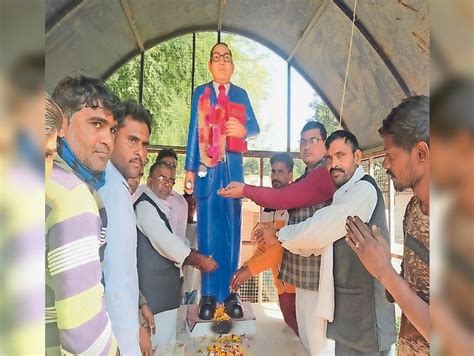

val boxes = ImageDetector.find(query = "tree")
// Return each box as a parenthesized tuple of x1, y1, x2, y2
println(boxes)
(309, 94, 341, 136)
(107, 56, 141, 102)
(106, 32, 272, 149)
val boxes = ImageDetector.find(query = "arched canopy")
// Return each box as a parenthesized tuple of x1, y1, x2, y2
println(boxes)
(46, 0, 429, 150)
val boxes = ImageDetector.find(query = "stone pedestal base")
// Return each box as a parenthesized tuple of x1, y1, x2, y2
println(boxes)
(186, 302, 257, 337)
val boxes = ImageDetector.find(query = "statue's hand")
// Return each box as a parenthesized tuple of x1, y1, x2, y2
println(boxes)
(225, 117, 247, 139)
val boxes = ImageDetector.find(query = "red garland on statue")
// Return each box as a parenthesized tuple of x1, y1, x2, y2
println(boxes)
(198, 86, 247, 168)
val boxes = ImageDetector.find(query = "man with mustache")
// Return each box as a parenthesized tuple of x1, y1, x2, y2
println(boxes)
(221, 121, 336, 354)
(346, 96, 430, 355)
(230, 152, 298, 334)
(99, 101, 154, 355)
(135, 162, 218, 349)
(255, 130, 396, 355)
(156, 148, 188, 239)
(47, 75, 123, 354)
(128, 168, 144, 196)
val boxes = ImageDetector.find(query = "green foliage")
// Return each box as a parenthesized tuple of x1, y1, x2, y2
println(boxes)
(107, 56, 141, 101)
(194, 32, 219, 87)
(106, 32, 272, 150)
(243, 157, 260, 176)
(309, 94, 341, 136)
(142, 35, 194, 146)
(293, 159, 306, 178)
(222, 33, 271, 113)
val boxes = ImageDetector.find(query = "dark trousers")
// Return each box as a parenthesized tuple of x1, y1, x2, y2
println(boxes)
(335, 342, 394, 356)
(278, 292, 299, 336)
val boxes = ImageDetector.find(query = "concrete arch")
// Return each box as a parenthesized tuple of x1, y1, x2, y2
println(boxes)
(46, 0, 429, 150)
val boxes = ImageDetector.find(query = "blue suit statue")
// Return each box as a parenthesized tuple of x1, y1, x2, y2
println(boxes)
(184, 43, 260, 320)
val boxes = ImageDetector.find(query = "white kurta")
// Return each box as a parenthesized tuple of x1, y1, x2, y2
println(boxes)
(133, 185, 188, 241)
(135, 187, 192, 347)
(135, 187, 191, 269)
(99, 162, 141, 354)
(278, 166, 377, 355)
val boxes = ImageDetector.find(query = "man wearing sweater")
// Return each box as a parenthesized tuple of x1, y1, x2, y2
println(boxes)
(46, 75, 122, 355)
(230, 152, 298, 334)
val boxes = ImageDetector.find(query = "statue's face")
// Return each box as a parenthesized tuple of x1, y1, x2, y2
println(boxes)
(208, 44, 234, 84)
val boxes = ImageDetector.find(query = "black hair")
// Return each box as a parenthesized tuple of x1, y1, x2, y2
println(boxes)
(149, 161, 171, 177)
(270, 152, 294, 172)
(123, 100, 153, 133)
(156, 148, 178, 163)
(325, 130, 360, 152)
(209, 42, 233, 59)
(52, 75, 124, 124)
(300, 121, 327, 140)
(379, 95, 429, 151)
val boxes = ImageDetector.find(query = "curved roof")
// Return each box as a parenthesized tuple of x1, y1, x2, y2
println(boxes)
(46, 0, 429, 150)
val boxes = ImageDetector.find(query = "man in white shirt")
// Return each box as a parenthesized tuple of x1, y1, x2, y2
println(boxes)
(133, 148, 188, 238)
(257, 130, 396, 355)
(155, 148, 188, 239)
(99, 101, 153, 355)
(135, 162, 217, 349)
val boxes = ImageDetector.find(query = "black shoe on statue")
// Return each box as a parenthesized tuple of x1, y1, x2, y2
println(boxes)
(199, 295, 217, 320)
(224, 292, 244, 319)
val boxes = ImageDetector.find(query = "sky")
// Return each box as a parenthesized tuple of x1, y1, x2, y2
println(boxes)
(231, 34, 322, 153)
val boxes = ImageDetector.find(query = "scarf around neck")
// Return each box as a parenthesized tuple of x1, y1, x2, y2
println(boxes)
(57, 137, 106, 190)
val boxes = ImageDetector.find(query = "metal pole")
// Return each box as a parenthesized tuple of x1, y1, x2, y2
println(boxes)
(191, 33, 196, 97)
(287, 63, 291, 152)
(138, 52, 145, 104)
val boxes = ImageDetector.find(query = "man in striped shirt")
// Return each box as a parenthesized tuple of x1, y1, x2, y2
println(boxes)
(46, 76, 123, 355)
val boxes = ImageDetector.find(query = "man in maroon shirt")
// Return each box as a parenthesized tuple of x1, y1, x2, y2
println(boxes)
(220, 121, 335, 354)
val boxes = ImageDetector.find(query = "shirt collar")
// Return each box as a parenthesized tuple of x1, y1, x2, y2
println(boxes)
(334, 165, 366, 198)
(212, 81, 231, 95)
(106, 162, 130, 190)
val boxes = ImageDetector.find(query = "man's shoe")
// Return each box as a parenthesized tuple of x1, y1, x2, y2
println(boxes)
(199, 295, 217, 320)
(224, 292, 244, 319)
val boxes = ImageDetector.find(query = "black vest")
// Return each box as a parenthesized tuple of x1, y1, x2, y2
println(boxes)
(134, 193, 183, 314)
(327, 175, 397, 352)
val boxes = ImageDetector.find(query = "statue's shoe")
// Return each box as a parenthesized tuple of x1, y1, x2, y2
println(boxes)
(198, 295, 217, 320)
(224, 292, 244, 319)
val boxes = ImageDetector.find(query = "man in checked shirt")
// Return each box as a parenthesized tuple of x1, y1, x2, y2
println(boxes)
(221, 121, 335, 354)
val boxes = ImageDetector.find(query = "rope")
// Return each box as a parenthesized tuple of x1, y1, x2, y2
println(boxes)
(339, 0, 358, 128)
